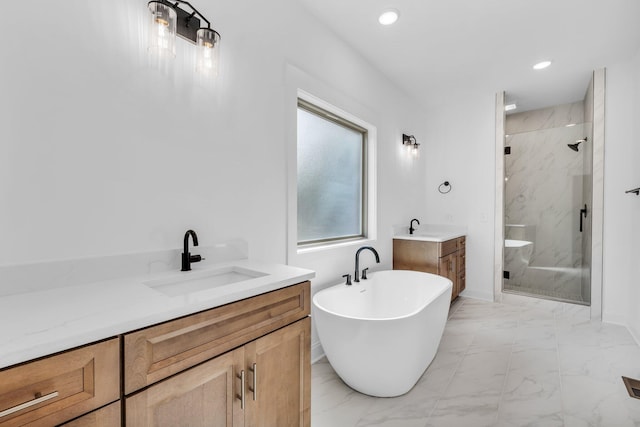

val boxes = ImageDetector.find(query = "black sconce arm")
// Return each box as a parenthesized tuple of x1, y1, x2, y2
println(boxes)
(170, 0, 211, 28)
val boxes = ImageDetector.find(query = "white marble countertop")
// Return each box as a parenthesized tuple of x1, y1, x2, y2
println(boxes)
(393, 231, 466, 242)
(392, 224, 467, 243)
(0, 260, 315, 369)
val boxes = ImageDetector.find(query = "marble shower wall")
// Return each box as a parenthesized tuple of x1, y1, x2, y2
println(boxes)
(504, 103, 586, 300)
(505, 102, 584, 135)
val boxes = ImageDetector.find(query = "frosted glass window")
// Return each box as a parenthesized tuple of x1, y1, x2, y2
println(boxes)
(297, 101, 366, 245)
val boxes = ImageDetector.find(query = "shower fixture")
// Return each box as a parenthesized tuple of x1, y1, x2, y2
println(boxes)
(568, 137, 587, 152)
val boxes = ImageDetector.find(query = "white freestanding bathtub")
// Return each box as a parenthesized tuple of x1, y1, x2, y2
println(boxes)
(312, 270, 452, 397)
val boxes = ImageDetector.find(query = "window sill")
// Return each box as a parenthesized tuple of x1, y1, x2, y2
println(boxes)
(297, 237, 375, 255)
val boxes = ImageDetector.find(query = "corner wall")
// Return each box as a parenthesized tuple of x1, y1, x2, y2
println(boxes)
(602, 50, 640, 335)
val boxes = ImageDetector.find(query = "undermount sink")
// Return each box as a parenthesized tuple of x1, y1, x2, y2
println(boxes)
(144, 266, 269, 297)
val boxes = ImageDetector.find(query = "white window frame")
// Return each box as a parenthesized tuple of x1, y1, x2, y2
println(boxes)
(293, 89, 377, 254)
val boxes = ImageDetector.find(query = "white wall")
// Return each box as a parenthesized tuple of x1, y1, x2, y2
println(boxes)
(422, 93, 497, 301)
(0, 0, 427, 276)
(0, 0, 431, 361)
(602, 49, 640, 337)
(631, 50, 640, 341)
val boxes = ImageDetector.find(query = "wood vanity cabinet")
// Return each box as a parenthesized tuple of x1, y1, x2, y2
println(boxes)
(1, 281, 310, 427)
(124, 281, 311, 427)
(0, 339, 120, 427)
(393, 236, 466, 301)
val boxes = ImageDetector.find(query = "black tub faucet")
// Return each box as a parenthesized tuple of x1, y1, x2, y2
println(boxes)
(354, 246, 380, 282)
(410, 218, 420, 234)
(181, 229, 204, 271)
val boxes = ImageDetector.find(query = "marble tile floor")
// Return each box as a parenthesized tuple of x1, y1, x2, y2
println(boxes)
(311, 297, 640, 426)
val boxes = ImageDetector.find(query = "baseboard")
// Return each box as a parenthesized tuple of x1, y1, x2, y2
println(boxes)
(602, 312, 640, 348)
(602, 311, 627, 327)
(628, 324, 640, 347)
(459, 288, 494, 302)
(311, 340, 325, 363)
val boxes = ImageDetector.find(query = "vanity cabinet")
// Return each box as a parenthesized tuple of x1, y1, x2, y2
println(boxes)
(393, 236, 466, 301)
(126, 318, 310, 427)
(1, 280, 310, 427)
(125, 281, 311, 427)
(0, 339, 120, 427)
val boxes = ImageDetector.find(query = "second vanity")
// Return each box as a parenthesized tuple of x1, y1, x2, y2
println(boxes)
(0, 256, 314, 427)
(393, 227, 466, 301)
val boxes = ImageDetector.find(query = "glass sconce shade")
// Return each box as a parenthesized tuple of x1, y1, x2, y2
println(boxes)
(148, 1, 177, 58)
(196, 28, 220, 76)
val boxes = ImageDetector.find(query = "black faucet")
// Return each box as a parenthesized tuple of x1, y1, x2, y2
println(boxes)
(409, 218, 420, 235)
(181, 229, 203, 271)
(354, 246, 380, 282)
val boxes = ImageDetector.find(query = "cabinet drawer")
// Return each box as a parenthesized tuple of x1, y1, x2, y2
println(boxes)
(439, 239, 458, 257)
(60, 401, 121, 427)
(392, 240, 438, 273)
(0, 339, 120, 427)
(124, 281, 310, 394)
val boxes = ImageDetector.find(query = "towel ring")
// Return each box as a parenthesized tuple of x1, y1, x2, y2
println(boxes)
(438, 181, 452, 194)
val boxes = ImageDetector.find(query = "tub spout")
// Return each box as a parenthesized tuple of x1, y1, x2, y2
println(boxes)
(354, 246, 380, 282)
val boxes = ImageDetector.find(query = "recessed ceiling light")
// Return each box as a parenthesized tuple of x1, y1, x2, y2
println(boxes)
(505, 103, 517, 111)
(533, 60, 552, 70)
(566, 123, 576, 127)
(378, 9, 399, 25)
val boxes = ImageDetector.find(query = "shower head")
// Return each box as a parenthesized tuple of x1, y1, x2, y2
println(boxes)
(567, 137, 588, 152)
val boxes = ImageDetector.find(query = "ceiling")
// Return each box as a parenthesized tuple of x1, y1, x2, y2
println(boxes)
(298, 0, 640, 112)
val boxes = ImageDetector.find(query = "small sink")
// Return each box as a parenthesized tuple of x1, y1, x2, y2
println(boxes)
(144, 266, 269, 297)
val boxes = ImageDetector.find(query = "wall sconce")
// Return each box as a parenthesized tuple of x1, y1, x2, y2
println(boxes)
(148, 0, 221, 76)
(402, 134, 420, 153)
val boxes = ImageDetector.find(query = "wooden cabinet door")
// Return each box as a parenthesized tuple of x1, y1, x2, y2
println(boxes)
(244, 318, 310, 427)
(126, 348, 244, 427)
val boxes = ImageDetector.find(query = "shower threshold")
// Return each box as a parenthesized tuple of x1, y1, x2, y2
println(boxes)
(502, 287, 590, 306)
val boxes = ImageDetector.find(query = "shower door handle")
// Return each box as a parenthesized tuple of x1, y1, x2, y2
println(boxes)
(579, 204, 588, 232)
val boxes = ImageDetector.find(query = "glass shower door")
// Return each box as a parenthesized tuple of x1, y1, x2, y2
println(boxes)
(503, 123, 590, 305)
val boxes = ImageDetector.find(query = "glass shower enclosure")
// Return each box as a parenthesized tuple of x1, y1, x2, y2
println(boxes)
(503, 114, 592, 305)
